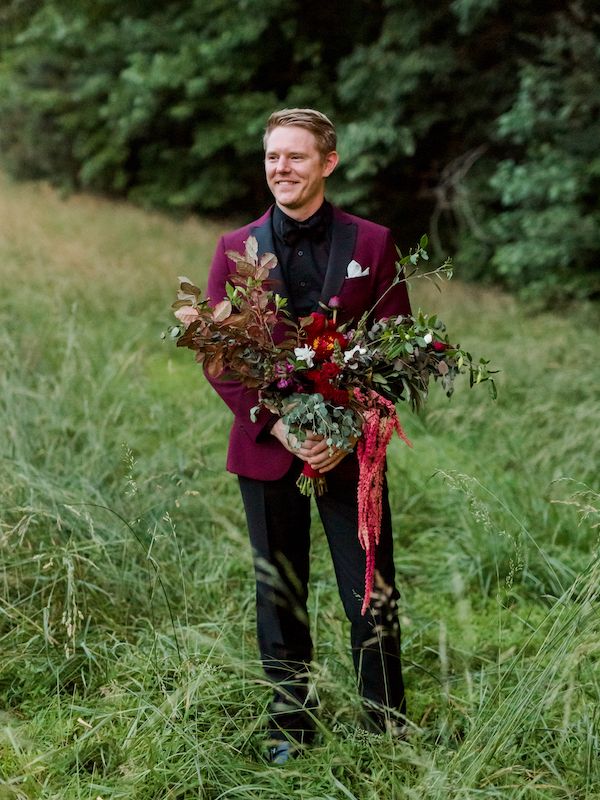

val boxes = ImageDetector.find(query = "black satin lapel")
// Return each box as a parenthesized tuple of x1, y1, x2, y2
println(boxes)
(320, 218, 358, 305)
(250, 218, 291, 309)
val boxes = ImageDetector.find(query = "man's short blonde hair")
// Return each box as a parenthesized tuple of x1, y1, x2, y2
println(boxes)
(263, 108, 337, 158)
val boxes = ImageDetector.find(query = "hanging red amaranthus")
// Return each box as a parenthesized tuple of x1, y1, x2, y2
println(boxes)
(355, 388, 412, 615)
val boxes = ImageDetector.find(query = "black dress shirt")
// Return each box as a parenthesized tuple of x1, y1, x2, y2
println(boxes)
(272, 201, 333, 318)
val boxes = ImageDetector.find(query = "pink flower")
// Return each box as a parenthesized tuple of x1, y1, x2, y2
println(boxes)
(328, 295, 341, 309)
(174, 305, 200, 327)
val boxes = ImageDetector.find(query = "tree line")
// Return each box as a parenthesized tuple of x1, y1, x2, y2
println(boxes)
(1, 0, 598, 303)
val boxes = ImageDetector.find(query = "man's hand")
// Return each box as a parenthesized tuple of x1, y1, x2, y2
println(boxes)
(304, 437, 350, 473)
(271, 419, 321, 460)
(271, 420, 351, 473)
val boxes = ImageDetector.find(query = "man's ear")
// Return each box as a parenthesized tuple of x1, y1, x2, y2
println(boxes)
(322, 151, 339, 177)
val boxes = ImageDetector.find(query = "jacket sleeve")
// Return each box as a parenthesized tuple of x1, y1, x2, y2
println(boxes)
(204, 235, 278, 442)
(372, 229, 412, 320)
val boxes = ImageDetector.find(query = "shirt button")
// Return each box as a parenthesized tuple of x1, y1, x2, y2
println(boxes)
(299, 280, 307, 288)
(297, 250, 304, 256)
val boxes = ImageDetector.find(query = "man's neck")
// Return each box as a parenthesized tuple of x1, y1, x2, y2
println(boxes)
(275, 198, 326, 222)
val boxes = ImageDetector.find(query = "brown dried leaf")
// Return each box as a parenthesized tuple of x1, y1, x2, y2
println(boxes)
(176, 319, 201, 347)
(247, 323, 262, 339)
(260, 252, 278, 271)
(245, 236, 259, 263)
(225, 248, 246, 263)
(172, 299, 195, 310)
(213, 299, 232, 322)
(235, 260, 256, 277)
(177, 291, 199, 304)
(226, 312, 252, 328)
(225, 250, 256, 276)
(205, 354, 224, 378)
(179, 281, 200, 297)
(437, 360, 449, 376)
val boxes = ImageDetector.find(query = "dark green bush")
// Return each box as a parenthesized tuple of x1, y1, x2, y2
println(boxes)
(0, 0, 599, 303)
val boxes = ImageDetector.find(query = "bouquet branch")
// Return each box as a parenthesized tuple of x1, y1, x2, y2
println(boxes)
(167, 235, 496, 612)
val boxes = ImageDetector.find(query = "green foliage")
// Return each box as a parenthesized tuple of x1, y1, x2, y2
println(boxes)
(470, 7, 600, 302)
(331, 1, 551, 242)
(0, 1, 281, 208)
(336, 0, 600, 304)
(0, 0, 368, 215)
(1, 1, 600, 303)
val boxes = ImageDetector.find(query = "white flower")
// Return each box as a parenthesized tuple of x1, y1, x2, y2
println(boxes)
(346, 259, 370, 278)
(423, 333, 433, 344)
(294, 345, 316, 368)
(344, 344, 367, 368)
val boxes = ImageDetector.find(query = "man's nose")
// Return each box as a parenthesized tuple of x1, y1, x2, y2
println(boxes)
(275, 157, 291, 172)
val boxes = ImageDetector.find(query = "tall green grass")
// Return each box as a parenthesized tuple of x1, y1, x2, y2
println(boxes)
(1, 171, 599, 798)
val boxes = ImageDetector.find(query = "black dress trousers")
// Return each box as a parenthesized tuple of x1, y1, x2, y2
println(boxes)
(238, 455, 406, 743)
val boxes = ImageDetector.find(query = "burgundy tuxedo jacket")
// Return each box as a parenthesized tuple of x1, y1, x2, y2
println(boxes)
(206, 204, 411, 481)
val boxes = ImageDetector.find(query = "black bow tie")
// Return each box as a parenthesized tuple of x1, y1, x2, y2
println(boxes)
(281, 215, 328, 247)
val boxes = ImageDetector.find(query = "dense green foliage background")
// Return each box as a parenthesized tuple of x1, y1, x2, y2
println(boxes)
(1, 0, 599, 301)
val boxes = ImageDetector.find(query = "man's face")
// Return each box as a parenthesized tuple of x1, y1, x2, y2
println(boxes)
(264, 125, 338, 220)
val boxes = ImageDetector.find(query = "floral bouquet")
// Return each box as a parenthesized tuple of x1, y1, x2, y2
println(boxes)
(167, 236, 495, 613)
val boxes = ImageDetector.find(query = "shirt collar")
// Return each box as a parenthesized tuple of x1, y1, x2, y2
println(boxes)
(273, 201, 332, 245)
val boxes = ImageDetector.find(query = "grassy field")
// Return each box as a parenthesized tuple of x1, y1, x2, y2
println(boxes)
(1, 170, 599, 799)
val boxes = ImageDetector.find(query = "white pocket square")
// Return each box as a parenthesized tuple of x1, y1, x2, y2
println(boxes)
(346, 259, 370, 278)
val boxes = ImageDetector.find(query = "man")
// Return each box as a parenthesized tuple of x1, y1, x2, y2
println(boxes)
(206, 109, 411, 763)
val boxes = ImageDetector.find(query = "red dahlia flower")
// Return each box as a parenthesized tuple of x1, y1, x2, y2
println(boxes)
(318, 362, 342, 380)
(302, 312, 348, 360)
(311, 331, 348, 360)
(303, 312, 328, 338)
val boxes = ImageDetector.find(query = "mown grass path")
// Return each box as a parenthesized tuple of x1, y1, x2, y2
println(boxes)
(1, 172, 598, 798)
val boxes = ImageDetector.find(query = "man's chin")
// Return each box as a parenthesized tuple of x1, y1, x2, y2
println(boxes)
(275, 194, 301, 209)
